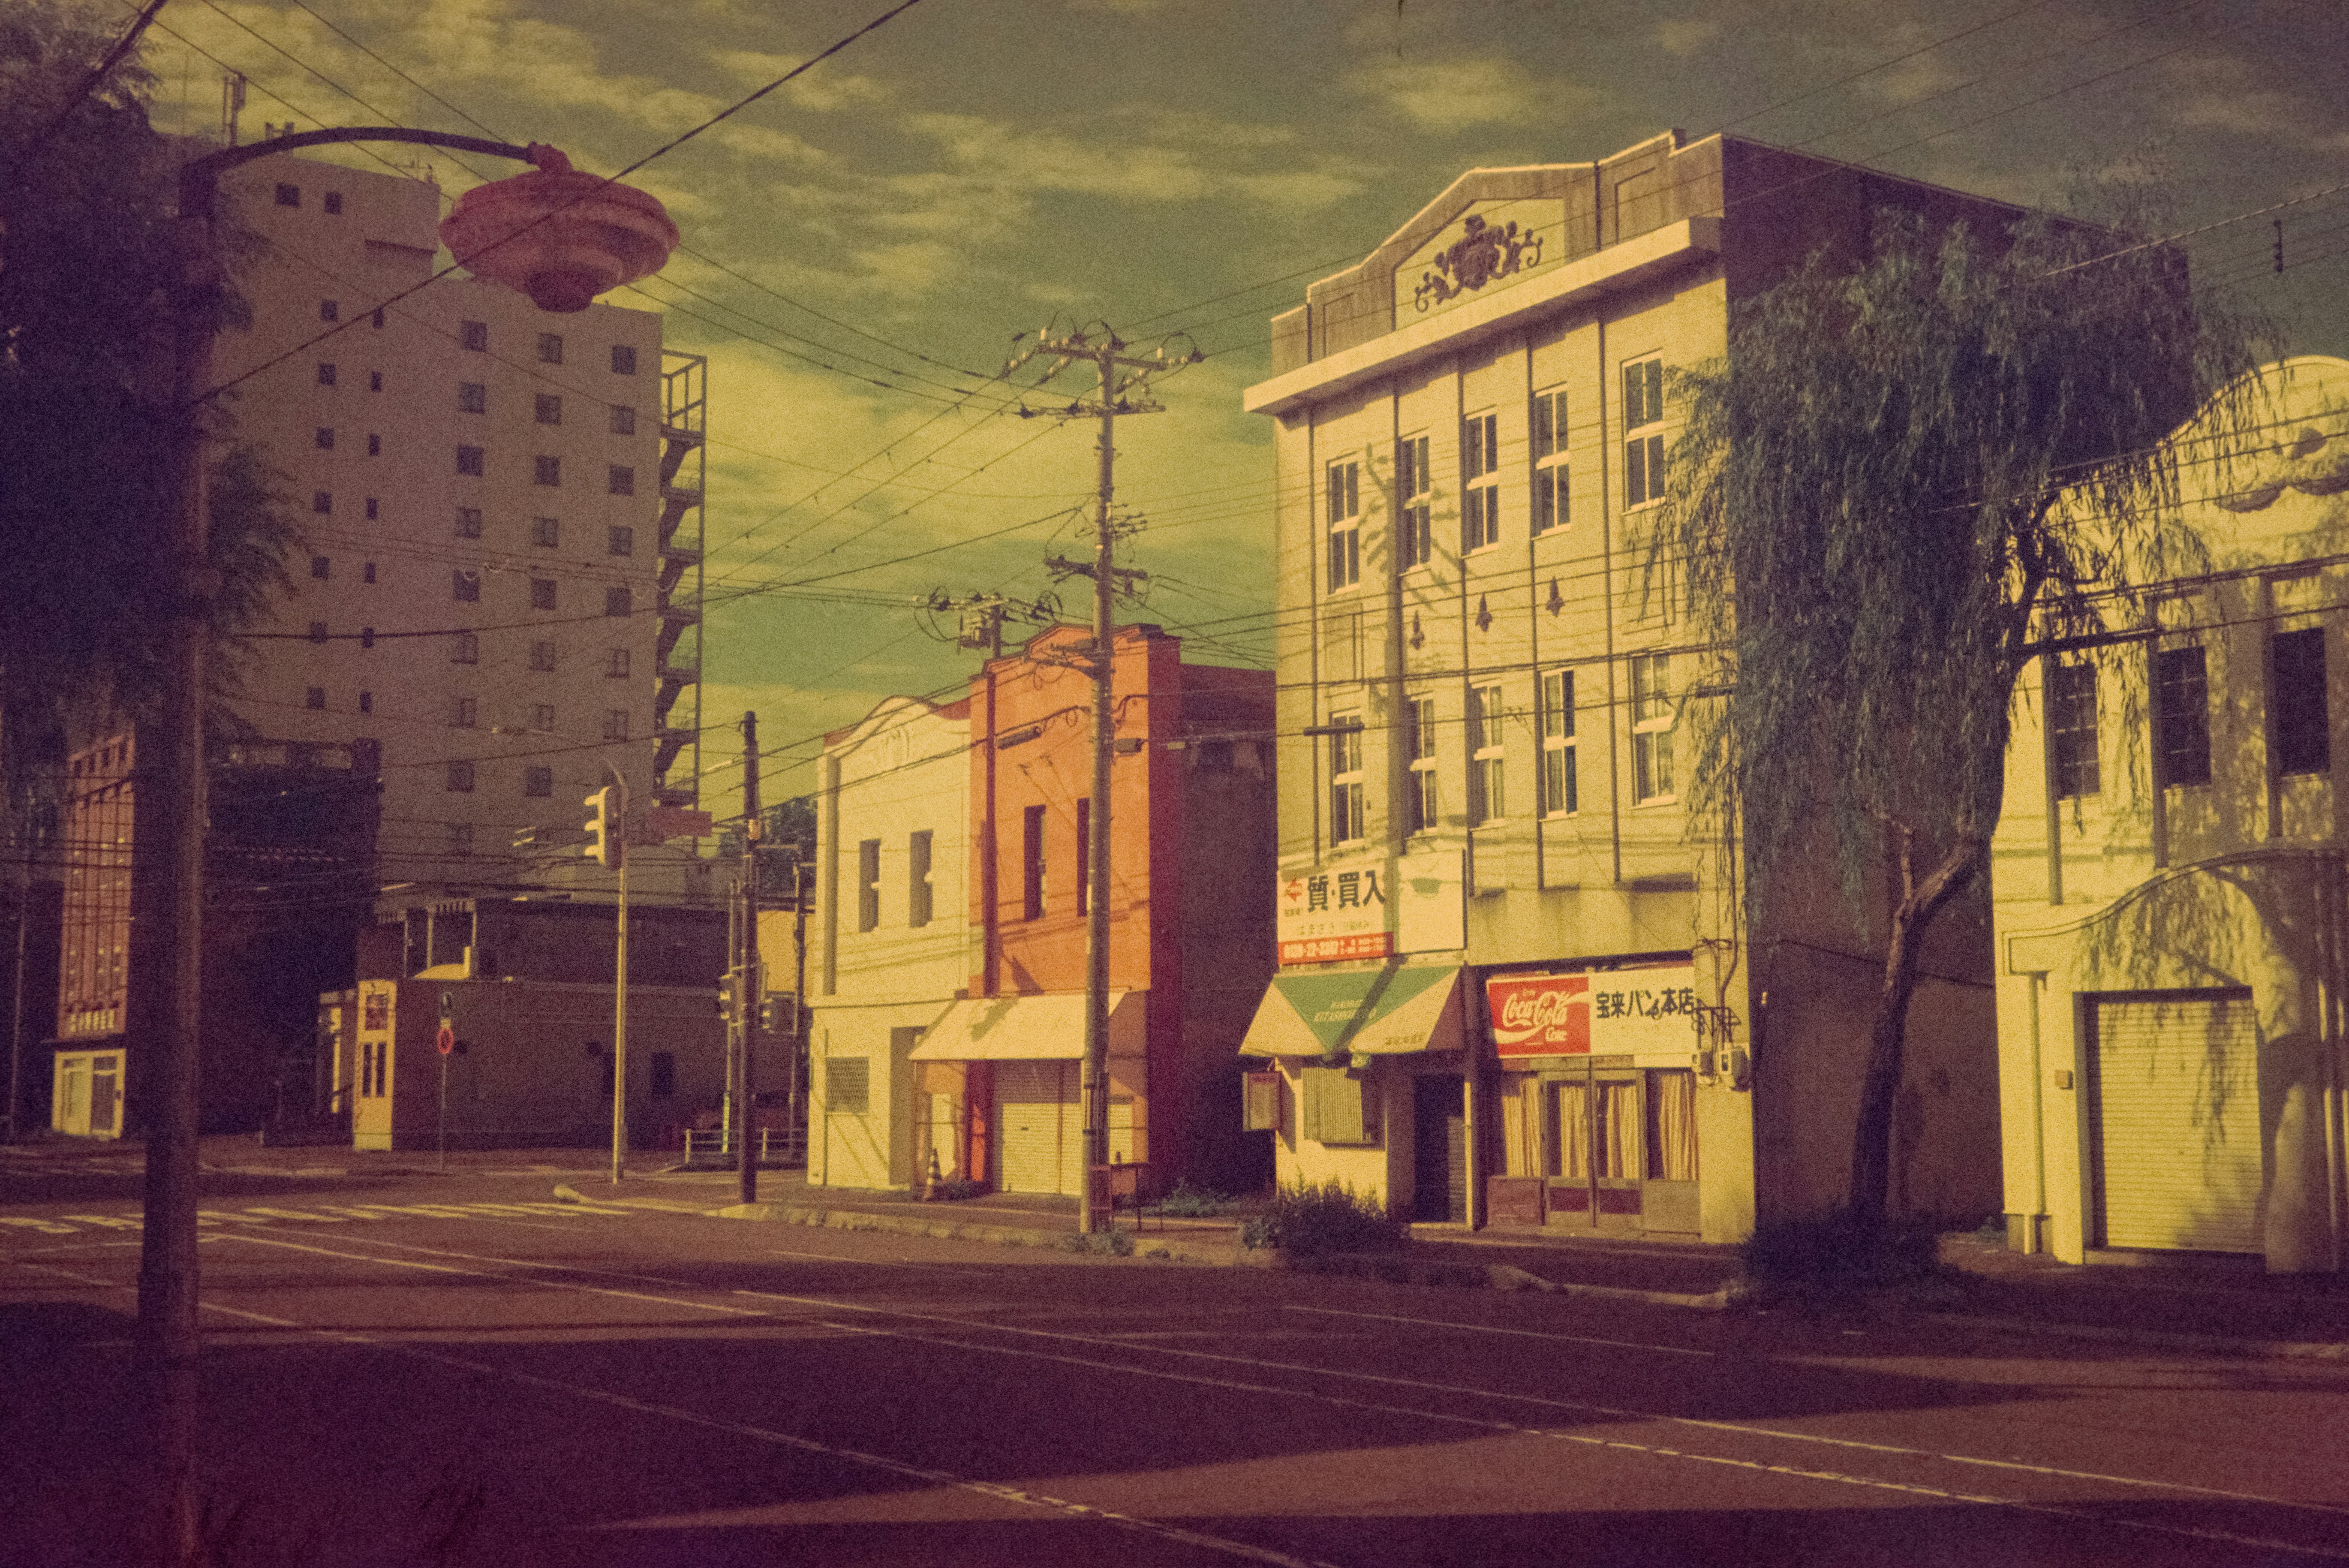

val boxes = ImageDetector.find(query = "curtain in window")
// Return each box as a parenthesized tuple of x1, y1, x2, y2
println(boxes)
(1595, 1082, 1640, 1179)
(1648, 1069, 1698, 1181)
(1545, 1082, 1589, 1178)
(1498, 1078, 1530, 1175)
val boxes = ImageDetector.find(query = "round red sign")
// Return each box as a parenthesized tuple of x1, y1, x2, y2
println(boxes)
(435, 1026, 455, 1056)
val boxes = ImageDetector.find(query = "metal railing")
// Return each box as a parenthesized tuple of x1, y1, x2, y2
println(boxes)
(680, 1126, 805, 1168)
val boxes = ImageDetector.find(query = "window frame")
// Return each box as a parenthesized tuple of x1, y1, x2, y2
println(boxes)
(535, 393, 562, 425)
(1326, 458, 1361, 592)
(1630, 653, 1676, 804)
(451, 569, 481, 603)
(1328, 715, 1366, 847)
(1468, 685, 1506, 825)
(1540, 668, 1577, 816)
(2271, 626, 2330, 778)
(1404, 695, 1438, 836)
(1622, 357, 1666, 509)
(1461, 411, 1500, 552)
(909, 830, 934, 927)
(2155, 644, 2212, 789)
(1397, 434, 1432, 571)
(1532, 387, 1569, 535)
(857, 838, 881, 932)
(1021, 805, 1048, 921)
(2047, 660, 2100, 799)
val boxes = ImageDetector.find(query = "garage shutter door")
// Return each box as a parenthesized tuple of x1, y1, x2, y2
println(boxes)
(2092, 995, 2262, 1253)
(996, 1061, 1080, 1196)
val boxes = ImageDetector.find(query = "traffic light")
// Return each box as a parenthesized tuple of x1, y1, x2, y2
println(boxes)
(758, 992, 796, 1037)
(583, 786, 622, 869)
(716, 970, 738, 1025)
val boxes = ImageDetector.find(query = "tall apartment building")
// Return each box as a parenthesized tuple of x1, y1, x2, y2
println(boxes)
(203, 145, 706, 896)
(1239, 132, 2022, 1241)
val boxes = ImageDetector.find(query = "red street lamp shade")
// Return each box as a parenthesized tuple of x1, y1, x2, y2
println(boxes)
(438, 145, 677, 313)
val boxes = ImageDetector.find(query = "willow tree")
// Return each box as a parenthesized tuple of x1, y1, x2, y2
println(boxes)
(1664, 200, 2268, 1231)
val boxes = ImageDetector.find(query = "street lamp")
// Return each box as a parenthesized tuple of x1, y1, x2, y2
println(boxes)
(145, 129, 676, 1565)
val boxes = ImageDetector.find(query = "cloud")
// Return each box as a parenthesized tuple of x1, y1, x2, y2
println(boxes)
(1344, 56, 1546, 131)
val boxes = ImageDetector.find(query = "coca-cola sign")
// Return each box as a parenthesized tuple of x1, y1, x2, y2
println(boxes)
(1485, 966, 1700, 1059)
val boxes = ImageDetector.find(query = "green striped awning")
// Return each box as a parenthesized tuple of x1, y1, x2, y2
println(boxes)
(1237, 965, 1463, 1059)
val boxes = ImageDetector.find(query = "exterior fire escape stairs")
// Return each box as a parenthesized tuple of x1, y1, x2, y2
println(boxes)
(653, 354, 706, 808)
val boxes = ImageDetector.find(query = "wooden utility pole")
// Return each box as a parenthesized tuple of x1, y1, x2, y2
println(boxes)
(737, 711, 761, 1206)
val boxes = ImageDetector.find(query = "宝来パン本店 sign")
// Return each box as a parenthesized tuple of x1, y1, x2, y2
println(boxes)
(1276, 854, 1393, 965)
(1485, 966, 1700, 1059)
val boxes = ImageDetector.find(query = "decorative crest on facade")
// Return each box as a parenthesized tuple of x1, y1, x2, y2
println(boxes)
(1413, 213, 1543, 312)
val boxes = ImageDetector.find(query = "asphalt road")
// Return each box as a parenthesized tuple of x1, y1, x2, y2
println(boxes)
(5, 1162, 2349, 1567)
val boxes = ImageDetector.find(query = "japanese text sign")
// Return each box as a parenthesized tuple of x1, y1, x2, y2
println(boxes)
(1485, 966, 1700, 1059)
(1277, 854, 1393, 965)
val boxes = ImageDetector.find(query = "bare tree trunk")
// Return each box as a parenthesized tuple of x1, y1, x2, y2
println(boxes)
(1848, 827, 1982, 1232)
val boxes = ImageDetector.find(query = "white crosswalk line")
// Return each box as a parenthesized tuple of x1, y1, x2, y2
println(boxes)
(318, 1207, 398, 1221)
(197, 1210, 271, 1225)
(1, 1216, 78, 1235)
(505, 1201, 632, 1216)
(243, 1208, 346, 1222)
(58, 1214, 141, 1230)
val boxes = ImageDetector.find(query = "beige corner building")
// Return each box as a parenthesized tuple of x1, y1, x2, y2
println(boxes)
(1994, 356, 2349, 1274)
(1239, 132, 2024, 1241)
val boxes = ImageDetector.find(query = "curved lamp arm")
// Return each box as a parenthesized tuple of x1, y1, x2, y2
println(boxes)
(177, 126, 553, 214)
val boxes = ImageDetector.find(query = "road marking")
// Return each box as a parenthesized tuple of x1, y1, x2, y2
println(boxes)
(0, 1201, 651, 1240)
(243, 1207, 346, 1223)
(183, 1294, 1347, 1568)
(1284, 1303, 1717, 1357)
(192, 1225, 2349, 1551)
(56, 1214, 143, 1231)
(1, 1217, 80, 1235)
(196, 1210, 272, 1226)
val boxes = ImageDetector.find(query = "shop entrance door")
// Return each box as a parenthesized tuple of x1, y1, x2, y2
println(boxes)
(1412, 1075, 1466, 1223)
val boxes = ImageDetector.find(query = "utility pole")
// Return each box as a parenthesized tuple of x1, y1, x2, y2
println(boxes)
(737, 711, 761, 1206)
(1003, 324, 1194, 1233)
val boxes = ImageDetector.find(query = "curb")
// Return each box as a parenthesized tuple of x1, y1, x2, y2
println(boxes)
(1912, 1309, 2349, 1363)
(699, 1200, 1239, 1264)
(552, 1184, 730, 1215)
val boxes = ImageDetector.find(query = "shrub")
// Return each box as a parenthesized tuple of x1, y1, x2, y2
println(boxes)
(1153, 1179, 1231, 1218)
(1060, 1229, 1134, 1257)
(1740, 1208, 1943, 1293)
(934, 1177, 985, 1201)
(1239, 1178, 1408, 1258)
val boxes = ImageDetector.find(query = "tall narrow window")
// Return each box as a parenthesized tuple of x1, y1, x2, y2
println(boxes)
(1326, 459, 1360, 591)
(1532, 388, 1569, 534)
(1623, 357, 1666, 507)
(2047, 661, 2100, 798)
(908, 830, 934, 928)
(1328, 716, 1365, 846)
(606, 648, 631, 679)
(1631, 653, 1675, 803)
(2273, 626, 2330, 777)
(1075, 798, 1092, 917)
(857, 838, 881, 932)
(1462, 411, 1499, 551)
(1397, 434, 1432, 570)
(1405, 696, 1438, 835)
(1468, 686, 1505, 824)
(1540, 669, 1577, 815)
(1022, 805, 1048, 920)
(2157, 644, 2211, 787)
(603, 710, 628, 742)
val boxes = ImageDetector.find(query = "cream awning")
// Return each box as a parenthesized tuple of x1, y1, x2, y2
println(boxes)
(908, 990, 1146, 1062)
(1237, 965, 1464, 1058)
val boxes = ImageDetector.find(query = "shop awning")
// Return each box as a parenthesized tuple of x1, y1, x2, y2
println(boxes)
(907, 990, 1145, 1061)
(1237, 965, 1464, 1059)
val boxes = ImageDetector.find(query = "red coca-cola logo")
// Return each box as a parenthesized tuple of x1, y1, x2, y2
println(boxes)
(1486, 974, 1589, 1056)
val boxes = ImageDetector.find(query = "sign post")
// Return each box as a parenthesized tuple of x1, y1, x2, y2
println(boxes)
(435, 1023, 454, 1168)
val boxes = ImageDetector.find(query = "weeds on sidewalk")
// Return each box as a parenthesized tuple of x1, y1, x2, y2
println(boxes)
(1152, 1179, 1233, 1218)
(1238, 1179, 1408, 1258)
(1061, 1229, 1135, 1257)
(1738, 1207, 1947, 1302)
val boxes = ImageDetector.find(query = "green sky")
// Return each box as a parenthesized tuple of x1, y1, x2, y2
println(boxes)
(126, 0, 2349, 803)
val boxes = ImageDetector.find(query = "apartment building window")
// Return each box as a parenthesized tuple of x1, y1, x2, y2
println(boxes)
(312, 491, 332, 515)
(308, 620, 328, 643)
(310, 555, 330, 579)
(608, 526, 634, 557)
(537, 332, 563, 365)
(452, 569, 480, 602)
(606, 648, 630, 678)
(358, 691, 372, 713)
(1540, 669, 1577, 814)
(611, 405, 636, 436)
(366, 434, 380, 457)
(1631, 653, 1675, 803)
(323, 191, 343, 215)
(446, 822, 473, 858)
(530, 578, 557, 611)
(451, 632, 478, 665)
(534, 456, 560, 487)
(524, 766, 553, 798)
(457, 445, 484, 476)
(1323, 458, 1361, 591)
(370, 309, 381, 328)
(909, 830, 934, 927)
(2273, 626, 2330, 776)
(2157, 644, 2212, 787)
(535, 394, 562, 425)
(827, 1058, 870, 1114)
(611, 344, 637, 375)
(1405, 696, 1438, 835)
(368, 370, 382, 392)
(454, 507, 482, 539)
(304, 687, 326, 710)
(2047, 661, 2099, 798)
(603, 710, 629, 742)
(315, 426, 334, 451)
(857, 838, 882, 931)
(609, 466, 635, 496)
(1462, 411, 1500, 551)
(1397, 434, 1432, 570)
(530, 641, 557, 671)
(317, 362, 336, 386)
(360, 626, 375, 649)
(275, 183, 299, 206)
(458, 382, 486, 414)
(1075, 798, 1092, 917)
(319, 299, 338, 323)
(445, 761, 475, 793)
(532, 516, 559, 548)
(362, 562, 376, 584)
(460, 320, 487, 352)
(1022, 804, 1048, 920)
(365, 498, 379, 520)
(605, 586, 632, 618)
(1623, 357, 1666, 508)
(449, 696, 477, 728)
(1533, 388, 1569, 534)
(1468, 686, 1505, 824)
(1329, 716, 1365, 846)
(532, 704, 556, 731)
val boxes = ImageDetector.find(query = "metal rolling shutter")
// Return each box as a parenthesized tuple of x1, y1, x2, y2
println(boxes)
(2092, 995, 2262, 1253)
(996, 1060, 1080, 1196)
